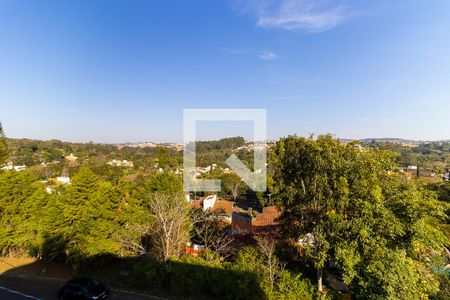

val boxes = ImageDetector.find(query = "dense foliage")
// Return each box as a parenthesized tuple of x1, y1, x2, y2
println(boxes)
(271, 135, 449, 299)
(1, 130, 449, 299)
(366, 140, 450, 172)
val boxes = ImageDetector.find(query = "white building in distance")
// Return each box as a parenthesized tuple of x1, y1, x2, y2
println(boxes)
(107, 159, 134, 168)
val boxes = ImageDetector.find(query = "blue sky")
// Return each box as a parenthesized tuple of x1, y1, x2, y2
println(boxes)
(1, 0, 449, 143)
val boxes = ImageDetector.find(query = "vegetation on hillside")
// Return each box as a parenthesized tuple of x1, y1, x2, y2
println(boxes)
(0, 127, 449, 299)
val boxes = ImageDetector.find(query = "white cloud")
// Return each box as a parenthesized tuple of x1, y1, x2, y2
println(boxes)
(233, 0, 350, 33)
(259, 51, 279, 60)
(223, 48, 280, 60)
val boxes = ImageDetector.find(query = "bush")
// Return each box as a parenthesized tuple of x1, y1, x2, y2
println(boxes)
(127, 255, 265, 299)
(232, 247, 315, 300)
(274, 269, 315, 300)
(168, 255, 265, 299)
(84, 250, 314, 300)
(129, 259, 164, 288)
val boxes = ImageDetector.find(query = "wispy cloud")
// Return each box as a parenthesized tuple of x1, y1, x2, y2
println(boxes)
(223, 48, 280, 60)
(259, 51, 279, 60)
(232, 0, 351, 33)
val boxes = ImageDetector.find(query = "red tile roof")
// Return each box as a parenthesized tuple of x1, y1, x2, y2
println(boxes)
(232, 212, 253, 235)
(191, 199, 203, 210)
(253, 206, 282, 227)
(212, 199, 235, 216)
(189, 196, 235, 216)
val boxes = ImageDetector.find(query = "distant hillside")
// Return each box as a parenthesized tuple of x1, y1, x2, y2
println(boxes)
(340, 138, 449, 144)
(195, 136, 245, 152)
(360, 138, 421, 144)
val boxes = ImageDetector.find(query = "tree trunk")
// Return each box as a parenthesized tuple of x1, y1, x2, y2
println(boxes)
(317, 268, 323, 293)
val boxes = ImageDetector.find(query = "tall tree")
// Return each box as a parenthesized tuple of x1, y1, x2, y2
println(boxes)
(144, 192, 191, 261)
(58, 167, 121, 265)
(220, 173, 244, 200)
(0, 122, 8, 166)
(271, 135, 447, 298)
(0, 171, 48, 256)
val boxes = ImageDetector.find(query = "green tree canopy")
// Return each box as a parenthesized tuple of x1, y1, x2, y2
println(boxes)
(220, 173, 245, 200)
(57, 167, 121, 263)
(145, 172, 183, 194)
(271, 135, 448, 299)
(0, 170, 50, 256)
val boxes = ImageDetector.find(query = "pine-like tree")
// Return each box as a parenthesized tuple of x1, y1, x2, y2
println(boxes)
(0, 122, 9, 166)
(58, 167, 121, 264)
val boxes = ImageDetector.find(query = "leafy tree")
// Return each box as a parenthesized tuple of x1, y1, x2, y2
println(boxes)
(271, 135, 447, 298)
(111, 180, 148, 256)
(13, 146, 35, 166)
(220, 173, 245, 200)
(145, 173, 183, 194)
(154, 147, 180, 169)
(233, 246, 314, 300)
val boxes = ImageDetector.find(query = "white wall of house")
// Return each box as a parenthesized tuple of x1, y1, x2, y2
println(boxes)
(203, 194, 217, 211)
(56, 177, 71, 184)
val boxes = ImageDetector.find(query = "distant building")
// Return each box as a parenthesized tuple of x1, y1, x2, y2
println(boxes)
(1, 162, 13, 170)
(406, 166, 418, 172)
(1, 163, 26, 171)
(185, 242, 205, 256)
(65, 153, 78, 163)
(195, 166, 212, 174)
(235, 143, 268, 152)
(107, 159, 134, 168)
(55, 177, 71, 185)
